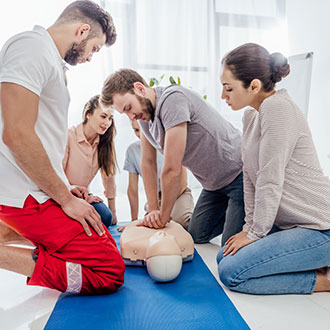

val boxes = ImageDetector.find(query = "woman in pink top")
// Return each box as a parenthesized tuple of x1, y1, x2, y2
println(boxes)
(63, 95, 118, 226)
(217, 43, 330, 294)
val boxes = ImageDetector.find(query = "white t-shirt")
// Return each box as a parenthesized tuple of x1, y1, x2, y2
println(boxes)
(0, 25, 70, 207)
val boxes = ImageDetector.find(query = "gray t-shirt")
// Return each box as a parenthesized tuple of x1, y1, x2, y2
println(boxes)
(124, 140, 164, 192)
(139, 85, 242, 190)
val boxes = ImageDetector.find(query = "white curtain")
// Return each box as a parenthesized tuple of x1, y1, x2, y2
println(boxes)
(0, 0, 291, 197)
(101, 0, 289, 194)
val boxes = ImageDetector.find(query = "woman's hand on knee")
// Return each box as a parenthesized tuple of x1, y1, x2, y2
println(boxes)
(223, 231, 255, 256)
(86, 195, 103, 204)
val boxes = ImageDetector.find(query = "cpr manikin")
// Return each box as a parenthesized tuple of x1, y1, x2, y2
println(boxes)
(120, 221, 194, 282)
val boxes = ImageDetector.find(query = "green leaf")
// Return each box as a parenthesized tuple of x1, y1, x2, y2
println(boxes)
(169, 76, 176, 84)
(158, 75, 164, 85)
(203, 95, 207, 100)
(149, 78, 160, 87)
(178, 77, 181, 85)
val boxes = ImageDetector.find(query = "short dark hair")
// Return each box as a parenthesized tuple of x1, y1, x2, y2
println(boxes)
(222, 43, 290, 92)
(101, 69, 148, 106)
(57, 0, 116, 46)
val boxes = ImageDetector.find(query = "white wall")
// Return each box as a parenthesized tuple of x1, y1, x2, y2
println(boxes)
(286, 0, 330, 175)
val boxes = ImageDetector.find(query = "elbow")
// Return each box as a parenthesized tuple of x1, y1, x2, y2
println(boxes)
(140, 162, 153, 173)
(127, 186, 138, 197)
(2, 129, 17, 149)
(2, 125, 30, 150)
(161, 165, 182, 180)
(141, 157, 157, 171)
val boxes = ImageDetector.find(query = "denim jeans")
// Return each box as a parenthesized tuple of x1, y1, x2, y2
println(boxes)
(188, 172, 245, 245)
(217, 227, 330, 295)
(91, 202, 113, 227)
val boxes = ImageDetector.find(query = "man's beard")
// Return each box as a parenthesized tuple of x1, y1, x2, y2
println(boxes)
(64, 39, 88, 66)
(136, 94, 155, 121)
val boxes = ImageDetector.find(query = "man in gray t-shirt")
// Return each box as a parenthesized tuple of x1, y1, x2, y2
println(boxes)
(124, 119, 194, 230)
(102, 69, 245, 245)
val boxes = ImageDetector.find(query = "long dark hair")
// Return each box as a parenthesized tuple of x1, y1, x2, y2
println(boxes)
(82, 95, 117, 176)
(222, 43, 290, 92)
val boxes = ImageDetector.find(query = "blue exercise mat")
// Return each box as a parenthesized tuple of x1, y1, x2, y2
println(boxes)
(45, 226, 249, 330)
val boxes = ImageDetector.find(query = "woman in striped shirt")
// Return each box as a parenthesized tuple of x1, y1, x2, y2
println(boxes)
(217, 43, 330, 294)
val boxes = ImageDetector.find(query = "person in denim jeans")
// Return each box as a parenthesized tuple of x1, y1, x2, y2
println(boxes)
(188, 172, 244, 245)
(101, 69, 245, 245)
(217, 43, 330, 294)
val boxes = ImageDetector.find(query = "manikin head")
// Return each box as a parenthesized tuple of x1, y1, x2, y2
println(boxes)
(145, 231, 182, 282)
(53, 0, 116, 65)
(101, 68, 156, 122)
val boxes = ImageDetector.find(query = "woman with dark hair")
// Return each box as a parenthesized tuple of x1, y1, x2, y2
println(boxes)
(63, 95, 118, 227)
(217, 43, 330, 294)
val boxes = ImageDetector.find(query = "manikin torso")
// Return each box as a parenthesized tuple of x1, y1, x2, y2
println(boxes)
(120, 221, 194, 282)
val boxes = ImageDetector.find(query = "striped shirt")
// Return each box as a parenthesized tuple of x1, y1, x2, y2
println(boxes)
(242, 89, 330, 241)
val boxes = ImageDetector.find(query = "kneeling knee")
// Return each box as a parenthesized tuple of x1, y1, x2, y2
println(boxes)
(83, 257, 125, 295)
(218, 258, 238, 289)
(103, 259, 125, 294)
(193, 237, 209, 244)
(188, 229, 209, 244)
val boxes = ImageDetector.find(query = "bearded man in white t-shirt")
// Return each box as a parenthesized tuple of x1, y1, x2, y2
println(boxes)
(0, 1, 125, 295)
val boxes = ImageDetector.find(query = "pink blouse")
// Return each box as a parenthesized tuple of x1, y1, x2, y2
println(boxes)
(63, 123, 116, 199)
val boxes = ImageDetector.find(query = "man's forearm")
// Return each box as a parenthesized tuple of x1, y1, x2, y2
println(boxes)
(127, 189, 139, 220)
(159, 168, 182, 222)
(6, 131, 72, 205)
(108, 198, 116, 215)
(141, 163, 159, 211)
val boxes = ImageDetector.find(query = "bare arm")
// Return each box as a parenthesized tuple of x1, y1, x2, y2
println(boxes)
(107, 197, 117, 225)
(141, 123, 187, 229)
(178, 166, 188, 196)
(140, 132, 159, 211)
(1, 82, 104, 236)
(1, 83, 72, 205)
(159, 122, 187, 223)
(100, 172, 117, 224)
(127, 172, 139, 221)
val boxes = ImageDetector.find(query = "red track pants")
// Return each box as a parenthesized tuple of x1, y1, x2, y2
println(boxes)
(0, 195, 125, 294)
